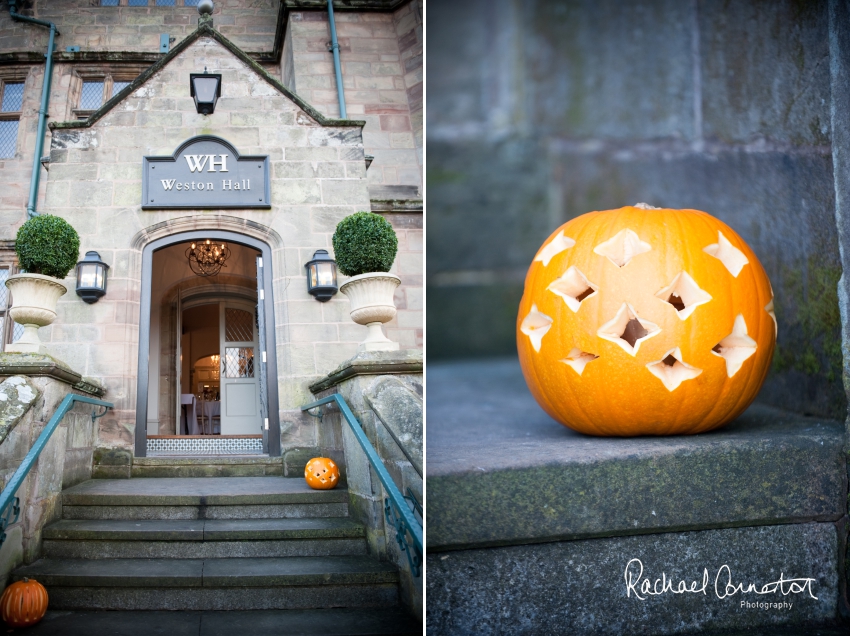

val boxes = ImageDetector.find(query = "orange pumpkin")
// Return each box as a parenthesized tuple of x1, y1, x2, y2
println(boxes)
(1, 578, 48, 628)
(517, 204, 776, 436)
(304, 457, 340, 490)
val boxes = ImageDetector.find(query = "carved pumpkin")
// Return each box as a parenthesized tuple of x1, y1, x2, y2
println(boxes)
(1, 578, 48, 628)
(304, 457, 340, 490)
(517, 204, 776, 436)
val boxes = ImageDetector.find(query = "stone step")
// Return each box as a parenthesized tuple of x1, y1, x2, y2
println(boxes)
(42, 518, 368, 559)
(14, 557, 400, 611)
(17, 608, 421, 635)
(61, 477, 347, 520)
(131, 455, 284, 478)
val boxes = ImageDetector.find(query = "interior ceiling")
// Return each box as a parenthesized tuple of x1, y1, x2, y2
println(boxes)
(150, 240, 261, 298)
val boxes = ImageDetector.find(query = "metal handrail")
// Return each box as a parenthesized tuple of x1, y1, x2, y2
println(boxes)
(0, 393, 113, 547)
(302, 393, 422, 575)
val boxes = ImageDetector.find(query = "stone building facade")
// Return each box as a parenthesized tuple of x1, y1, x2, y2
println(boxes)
(0, 0, 423, 459)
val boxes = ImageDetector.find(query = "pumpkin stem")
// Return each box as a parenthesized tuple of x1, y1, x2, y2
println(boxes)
(633, 202, 661, 210)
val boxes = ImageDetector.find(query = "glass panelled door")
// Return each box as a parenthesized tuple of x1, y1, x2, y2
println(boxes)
(219, 301, 262, 435)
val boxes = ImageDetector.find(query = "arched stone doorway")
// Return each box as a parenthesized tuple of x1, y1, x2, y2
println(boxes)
(134, 229, 280, 457)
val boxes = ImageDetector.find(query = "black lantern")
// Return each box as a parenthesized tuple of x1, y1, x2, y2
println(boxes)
(75, 251, 109, 304)
(305, 249, 338, 302)
(190, 70, 221, 115)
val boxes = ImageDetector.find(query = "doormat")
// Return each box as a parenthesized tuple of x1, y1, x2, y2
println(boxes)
(146, 436, 264, 455)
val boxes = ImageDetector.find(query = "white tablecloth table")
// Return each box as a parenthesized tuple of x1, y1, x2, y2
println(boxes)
(180, 394, 199, 435)
(200, 400, 221, 435)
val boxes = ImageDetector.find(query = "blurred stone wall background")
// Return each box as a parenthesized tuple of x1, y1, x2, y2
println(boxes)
(427, 0, 846, 419)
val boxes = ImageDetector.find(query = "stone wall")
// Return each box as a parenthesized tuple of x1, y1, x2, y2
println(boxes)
(285, 4, 423, 192)
(306, 350, 423, 618)
(0, 0, 279, 55)
(428, 522, 843, 635)
(427, 0, 845, 419)
(382, 212, 422, 350)
(0, 0, 423, 293)
(0, 372, 102, 586)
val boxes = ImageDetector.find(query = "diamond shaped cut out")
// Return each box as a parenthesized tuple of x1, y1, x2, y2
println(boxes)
(547, 266, 599, 312)
(646, 347, 703, 391)
(560, 348, 599, 376)
(520, 304, 553, 353)
(655, 271, 712, 320)
(597, 303, 661, 356)
(534, 230, 576, 266)
(704, 231, 749, 277)
(712, 314, 758, 377)
(593, 229, 652, 267)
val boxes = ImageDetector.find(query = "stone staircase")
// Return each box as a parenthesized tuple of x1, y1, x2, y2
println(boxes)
(12, 476, 417, 630)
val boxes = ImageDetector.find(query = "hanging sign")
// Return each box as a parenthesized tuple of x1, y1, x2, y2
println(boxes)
(142, 135, 270, 209)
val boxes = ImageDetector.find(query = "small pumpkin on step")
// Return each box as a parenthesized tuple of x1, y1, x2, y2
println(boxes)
(304, 457, 340, 490)
(1, 577, 48, 628)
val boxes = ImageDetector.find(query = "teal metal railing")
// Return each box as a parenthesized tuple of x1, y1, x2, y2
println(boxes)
(0, 394, 113, 547)
(302, 393, 422, 576)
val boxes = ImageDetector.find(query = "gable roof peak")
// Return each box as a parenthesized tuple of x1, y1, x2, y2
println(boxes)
(50, 12, 364, 132)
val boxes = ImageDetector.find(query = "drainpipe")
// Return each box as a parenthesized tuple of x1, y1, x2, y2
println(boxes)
(8, 1, 59, 219)
(326, 0, 347, 119)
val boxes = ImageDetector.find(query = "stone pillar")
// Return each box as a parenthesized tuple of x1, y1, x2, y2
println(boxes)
(0, 353, 106, 585)
(307, 349, 423, 618)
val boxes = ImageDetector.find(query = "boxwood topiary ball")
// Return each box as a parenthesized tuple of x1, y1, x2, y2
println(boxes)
(15, 215, 80, 279)
(332, 211, 398, 277)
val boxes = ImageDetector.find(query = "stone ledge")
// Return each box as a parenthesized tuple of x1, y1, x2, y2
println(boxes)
(427, 521, 844, 635)
(426, 358, 848, 551)
(309, 350, 423, 394)
(0, 353, 106, 397)
(371, 199, 424, 214)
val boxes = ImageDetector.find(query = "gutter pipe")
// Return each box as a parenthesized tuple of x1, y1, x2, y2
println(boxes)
(326, 0, 347, 119)
(8, 1, 59, 219)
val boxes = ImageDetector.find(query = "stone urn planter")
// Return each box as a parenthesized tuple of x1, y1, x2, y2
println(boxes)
(7, 214, 80, 355)
(340, 272, 401, 352)
(5, 273, 67, 353)
(332, 211, 402, 352)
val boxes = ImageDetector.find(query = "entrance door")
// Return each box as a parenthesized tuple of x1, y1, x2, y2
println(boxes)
(219, 301, 262, 435)
(256, 256, 270, 453)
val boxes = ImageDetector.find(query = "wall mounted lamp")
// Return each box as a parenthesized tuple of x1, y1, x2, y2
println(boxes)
(305, 249, 338, 302)
(75, 251, 109, 304)
(190, 69, 221, 115)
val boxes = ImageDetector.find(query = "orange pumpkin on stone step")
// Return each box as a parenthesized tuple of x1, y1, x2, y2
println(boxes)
(1, 577, 48, 628)
(304, 457, 340, 490)
(517, 204, 776, 436)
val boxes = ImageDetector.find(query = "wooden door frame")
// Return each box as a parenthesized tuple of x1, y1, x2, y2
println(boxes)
(134, 230, 281, 457)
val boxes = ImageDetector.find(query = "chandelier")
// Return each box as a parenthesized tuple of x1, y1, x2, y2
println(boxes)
(186, 239, 231, 277)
